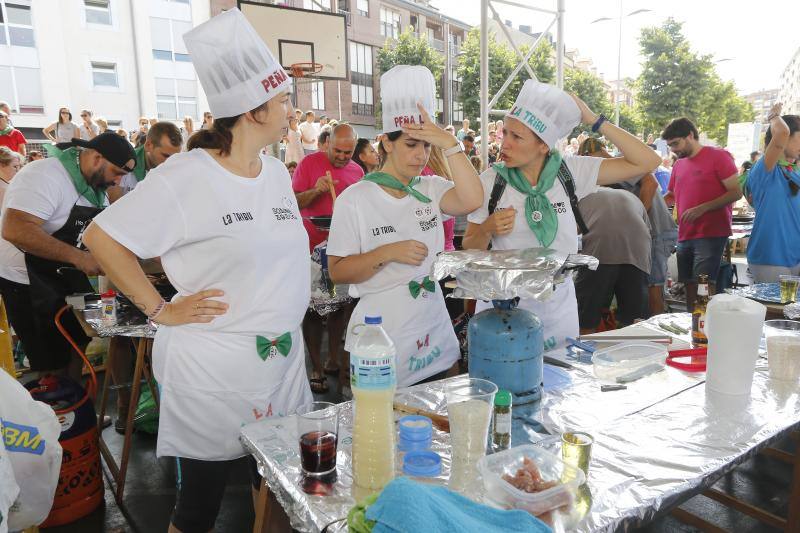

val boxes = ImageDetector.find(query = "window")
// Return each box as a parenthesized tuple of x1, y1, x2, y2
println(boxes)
(0, 65, 43, 113)
(311, 81, 325, 110)
(356, 0, 368, 16)
(451, 101, 463, 124)
(350, 42, 373, 115)
(156, 77, 197, 120)
(150, 16, 192, 62)
(303, 0, 331, 11)
(84, 0, 111, 25)
(91, 62, 118, 87)
(0, 1, 35, 47)
(379, 7, 400, 39)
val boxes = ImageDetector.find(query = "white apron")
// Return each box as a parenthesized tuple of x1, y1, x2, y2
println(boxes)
(345, 280, 459, 387)
(475, 277, 578, 353)
(153, 326, 312, 460)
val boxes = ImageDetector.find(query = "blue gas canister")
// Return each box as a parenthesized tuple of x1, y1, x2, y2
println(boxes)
(467, 299, 544, 405)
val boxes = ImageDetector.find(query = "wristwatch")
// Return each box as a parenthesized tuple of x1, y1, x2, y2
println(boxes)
(443, 142, 464, 157)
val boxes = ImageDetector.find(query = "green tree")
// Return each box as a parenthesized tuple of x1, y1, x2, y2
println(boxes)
(563, 67, 612, 138)
(635, 18, 714, 136)
(376, 28, 444, 121)
(698, 76, 755, 145)
(457, 29, 521, 122)
(519, 40, 556, 85)
(617, 103, 642, 138)
(376, 27, 444, 81)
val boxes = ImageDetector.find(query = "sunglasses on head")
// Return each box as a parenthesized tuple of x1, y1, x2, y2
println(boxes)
(61, 111, 70, 114)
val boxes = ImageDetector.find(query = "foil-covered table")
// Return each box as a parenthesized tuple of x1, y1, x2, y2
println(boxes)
(241, 313, 800, 532)
(81, 304, 156, 338)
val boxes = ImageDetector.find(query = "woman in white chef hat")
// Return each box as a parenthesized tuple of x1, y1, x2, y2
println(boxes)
(463, 81, 660, 353)
(82, 9, 311, 532)
(327, 66, 483, 387)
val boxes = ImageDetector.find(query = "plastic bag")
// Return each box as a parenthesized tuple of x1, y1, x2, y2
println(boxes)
(134, 380, 159, 434)
(0, 442, 20, 533)
(0, 371, 62, 530)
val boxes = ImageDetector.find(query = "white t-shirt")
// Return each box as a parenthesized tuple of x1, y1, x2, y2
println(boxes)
(467, 155, 603, 254)
(0, 158, 108, 285)
(79, 123, 100, 141)
(92, 149, 311, 335)
(327, 177, 454, 297)
(117, 173, 140, 196)
(298, 121, 319, 151)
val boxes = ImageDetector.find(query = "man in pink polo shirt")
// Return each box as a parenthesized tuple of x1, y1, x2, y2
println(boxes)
(663, 117, 741, 313)
(293, 123, 363, 392)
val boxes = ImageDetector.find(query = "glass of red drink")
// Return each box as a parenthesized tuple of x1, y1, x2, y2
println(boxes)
(296, 401, 339, 495)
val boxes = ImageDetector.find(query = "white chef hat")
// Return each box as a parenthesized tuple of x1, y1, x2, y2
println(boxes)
(183, 8, 291, 119)
(380, 65, 436, 134)
(506, 80, 581, 150)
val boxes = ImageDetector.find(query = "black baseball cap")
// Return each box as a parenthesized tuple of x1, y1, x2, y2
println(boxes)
(56, 132, 136, 172)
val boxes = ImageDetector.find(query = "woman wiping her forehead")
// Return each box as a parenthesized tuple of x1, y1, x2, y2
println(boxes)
(326, 65, 483, 387)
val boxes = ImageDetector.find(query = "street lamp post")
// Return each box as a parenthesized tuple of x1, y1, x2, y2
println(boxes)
(591, 4, 652, 126)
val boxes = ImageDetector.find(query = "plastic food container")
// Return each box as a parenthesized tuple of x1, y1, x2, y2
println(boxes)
(402, 450, 442, 478)
(591, 342, 667, 381)
(477, 444, 585, 516)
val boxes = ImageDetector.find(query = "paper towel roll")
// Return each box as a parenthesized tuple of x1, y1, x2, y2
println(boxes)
(704, 294, 766, 396)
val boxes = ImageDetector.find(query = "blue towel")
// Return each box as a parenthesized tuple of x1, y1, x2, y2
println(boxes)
(364, 477, 551, 533)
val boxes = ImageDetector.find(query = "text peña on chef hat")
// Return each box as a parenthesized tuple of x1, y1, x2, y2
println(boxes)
(182, 8, 292, 119)
(380, 65, 437, 134)
(507, 79, 581, 150)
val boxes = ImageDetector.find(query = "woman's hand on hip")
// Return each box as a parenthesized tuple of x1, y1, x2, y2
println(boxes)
(154, 289, 229, 326)
(402, 102, 460, 151)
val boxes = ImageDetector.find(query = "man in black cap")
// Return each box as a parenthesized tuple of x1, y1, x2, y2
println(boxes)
(0, 133, 135, 380)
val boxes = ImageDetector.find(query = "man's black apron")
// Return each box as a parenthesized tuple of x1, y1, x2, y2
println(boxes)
(24, 201, 103, 371)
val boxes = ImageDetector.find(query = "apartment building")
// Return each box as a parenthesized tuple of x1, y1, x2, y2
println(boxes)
(778, 47, 800, 116)
(213, 0, 471, 138)
(1, 0, 212, 141)
(743, 88, 779, 125)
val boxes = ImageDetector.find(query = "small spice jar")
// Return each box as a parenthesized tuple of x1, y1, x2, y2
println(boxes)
(492, 389, 512, 450)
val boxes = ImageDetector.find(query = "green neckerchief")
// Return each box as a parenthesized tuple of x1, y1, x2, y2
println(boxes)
(256, 332, 292, 360)
(363, 172, 431, 203)
(778, 159, 800, 183)
(409, 276, 436, 298)
(55, 147, 107, 209)
(0, 126, 13, 136)
(492, 150, 562, 247)
(132, 145, 148, 182)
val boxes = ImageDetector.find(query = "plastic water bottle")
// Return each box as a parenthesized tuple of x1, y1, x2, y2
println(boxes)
(351, 316, 396, 500)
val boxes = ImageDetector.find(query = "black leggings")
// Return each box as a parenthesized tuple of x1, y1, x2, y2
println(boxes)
(171, 456, 262, 533)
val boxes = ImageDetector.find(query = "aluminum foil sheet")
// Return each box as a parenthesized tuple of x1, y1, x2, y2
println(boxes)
(309, 247, 353, 316)
(727, 282, 786, 304)
(430, 248, 597, 302)
(240, 313, 798, 533)
(82, 305, 156, 338)
(785, 303, 800, 319)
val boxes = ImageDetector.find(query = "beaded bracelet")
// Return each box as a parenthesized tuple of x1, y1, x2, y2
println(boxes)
(148, 298, 167, 322)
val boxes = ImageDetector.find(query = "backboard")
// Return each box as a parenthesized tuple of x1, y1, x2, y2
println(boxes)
(238, 1, 348, 80)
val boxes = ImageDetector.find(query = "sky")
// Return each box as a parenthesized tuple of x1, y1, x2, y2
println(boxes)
(430, 0, 800, 95)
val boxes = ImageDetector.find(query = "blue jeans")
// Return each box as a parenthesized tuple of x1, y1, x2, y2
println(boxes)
(649, 229, 678, 286)
(676, 236, 728, 283)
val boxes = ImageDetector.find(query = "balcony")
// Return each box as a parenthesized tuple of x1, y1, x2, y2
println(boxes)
(428, 36, 445, 52)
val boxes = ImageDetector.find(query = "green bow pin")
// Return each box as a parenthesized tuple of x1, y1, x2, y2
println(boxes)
(408, 276, 436, 299)
(256, 332, 292, 361)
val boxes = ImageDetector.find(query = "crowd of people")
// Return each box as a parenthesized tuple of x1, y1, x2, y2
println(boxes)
(1, 7, 799, 531)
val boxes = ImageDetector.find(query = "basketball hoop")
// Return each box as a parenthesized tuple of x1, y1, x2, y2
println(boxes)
(289, 62, 324, 78)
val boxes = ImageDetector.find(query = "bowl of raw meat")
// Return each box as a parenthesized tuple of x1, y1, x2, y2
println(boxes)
(477, 444, 585, 518)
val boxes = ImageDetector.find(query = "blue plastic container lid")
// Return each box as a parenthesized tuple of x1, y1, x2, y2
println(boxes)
(402, 450, 441, 477)
(398, 415, 432, 438)
(364, 316, 382, 324)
